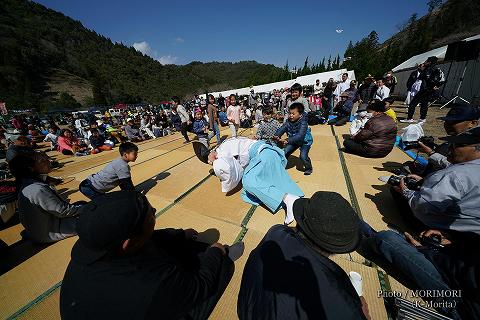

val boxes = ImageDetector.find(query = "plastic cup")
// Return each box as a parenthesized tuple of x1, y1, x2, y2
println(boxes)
(349, 271, 363, 296)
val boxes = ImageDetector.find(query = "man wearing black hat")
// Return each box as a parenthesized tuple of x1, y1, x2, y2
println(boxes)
(237, 192, 369, 320)
(60, 191, 239, 320)
(392, 126, 480, 235)
(401, 56, 445, 123)
(417, 103, 480, 171)
(343, 101, 397, 158)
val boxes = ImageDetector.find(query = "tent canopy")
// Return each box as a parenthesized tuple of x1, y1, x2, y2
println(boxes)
(392, 34, 480, 72)
(201, 68, 356, 98)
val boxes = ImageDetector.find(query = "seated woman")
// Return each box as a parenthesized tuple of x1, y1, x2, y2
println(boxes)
(193, 137, 303, 225)
(10, 152, 85, 243)
(343, 101, 397, 158)
(57, 129, 90, 156)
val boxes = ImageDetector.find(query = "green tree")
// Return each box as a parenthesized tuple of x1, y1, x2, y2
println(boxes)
(427, 0, 443, 12)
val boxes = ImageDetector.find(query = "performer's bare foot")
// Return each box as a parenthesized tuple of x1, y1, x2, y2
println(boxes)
(283, 194, 299, 225)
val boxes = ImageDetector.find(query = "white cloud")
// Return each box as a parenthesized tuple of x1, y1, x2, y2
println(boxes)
(175, 37, 184, 43)
(158, 55, 178, 65)
(133, 41, 152, 55)
(132, 41, 178, 65)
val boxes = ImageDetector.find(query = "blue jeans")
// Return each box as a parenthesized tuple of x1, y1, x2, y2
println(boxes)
(208, 123, 221, 145)
(357, 223, 460, 318)
(79, 179, 104, 200)
(283, 143, 312, 171)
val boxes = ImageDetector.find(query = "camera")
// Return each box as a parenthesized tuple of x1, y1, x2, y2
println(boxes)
(378, 175, 422, 191)
(420, 234, 444, 249)
(403, 136, 435, 151)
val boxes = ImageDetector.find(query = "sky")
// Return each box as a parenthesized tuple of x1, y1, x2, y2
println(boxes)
(34, 0, 429, 68)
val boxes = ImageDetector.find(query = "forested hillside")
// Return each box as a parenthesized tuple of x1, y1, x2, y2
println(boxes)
(1, 0, 479, 111)
(0, 0, 286, 110)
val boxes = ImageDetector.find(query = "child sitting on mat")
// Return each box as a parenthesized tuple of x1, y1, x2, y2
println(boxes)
(79, 142, 138, 199)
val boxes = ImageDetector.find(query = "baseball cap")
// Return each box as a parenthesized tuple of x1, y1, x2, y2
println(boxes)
(72, 191, 149, 264)
(293, 191, 361, 254)
(438, 103, 480, 122)
(439, 126, 480, 145)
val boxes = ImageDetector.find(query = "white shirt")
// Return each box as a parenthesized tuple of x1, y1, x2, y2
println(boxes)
(333, 81, 350, 98)
(375, 85, 390, 101)
(313, 83, 323, 94)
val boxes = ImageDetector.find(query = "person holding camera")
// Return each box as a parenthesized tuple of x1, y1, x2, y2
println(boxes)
(392, 126, 480, 234)
(358, 221, 480, 319)
(417, 103, 480, 172)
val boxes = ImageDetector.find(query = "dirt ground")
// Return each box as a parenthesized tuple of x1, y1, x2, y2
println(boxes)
(392, 102, 450, 140)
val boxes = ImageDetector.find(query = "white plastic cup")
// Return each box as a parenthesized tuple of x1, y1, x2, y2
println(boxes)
(349, 271, 363, 296)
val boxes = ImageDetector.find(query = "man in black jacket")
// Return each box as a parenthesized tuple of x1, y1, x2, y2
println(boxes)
(60, 191, 241, 320)
(402, 56, 445, 123)
(238, 192, 369, 320)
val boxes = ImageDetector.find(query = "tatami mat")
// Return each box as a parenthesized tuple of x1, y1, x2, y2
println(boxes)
(16, 290, 61, 320)
(1, 123, 415, 320)
(0, 237, 76, 319)
(332, 258, 388, 320)
(210, 229, 264, 319)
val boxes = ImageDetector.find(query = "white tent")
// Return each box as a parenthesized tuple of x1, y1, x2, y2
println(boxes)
(392, 34, 480, 72)
(201, 68, 356, 98)
(392, 46, 448, 72)
(391, 34, 480, 101)
(295, 69, 351, 86)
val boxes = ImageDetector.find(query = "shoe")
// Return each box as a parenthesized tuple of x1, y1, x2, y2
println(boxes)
(304, 169, 312, 175)
(418, 119, 426, 123)
(399, 119, 417, 123)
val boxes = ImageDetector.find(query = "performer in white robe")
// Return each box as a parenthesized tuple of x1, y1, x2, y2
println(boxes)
(193, 137, 304, 224)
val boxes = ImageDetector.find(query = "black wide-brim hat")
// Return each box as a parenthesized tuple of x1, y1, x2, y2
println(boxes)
(192, 141, 210, 164)
(293, 191, 361, 254)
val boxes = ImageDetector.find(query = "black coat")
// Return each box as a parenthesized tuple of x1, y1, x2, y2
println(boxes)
(60, 229, 232, 320)
(406, 69, 421, 91)
(238, 225, 365, 320)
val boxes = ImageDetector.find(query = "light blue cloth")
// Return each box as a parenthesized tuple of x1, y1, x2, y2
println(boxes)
(241, 141, 304, 212)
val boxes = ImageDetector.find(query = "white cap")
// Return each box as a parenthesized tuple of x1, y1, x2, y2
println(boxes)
(212, 158, 243, 193)
(126, 118, 133, 122)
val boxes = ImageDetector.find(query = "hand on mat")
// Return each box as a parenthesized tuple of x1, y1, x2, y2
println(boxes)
(226, 242, 245, 261)
(211, 243, 227, 255)
(184, 228, 199, 240)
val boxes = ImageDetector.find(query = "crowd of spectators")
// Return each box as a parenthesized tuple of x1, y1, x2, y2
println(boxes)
(1, 56, 479, 319)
